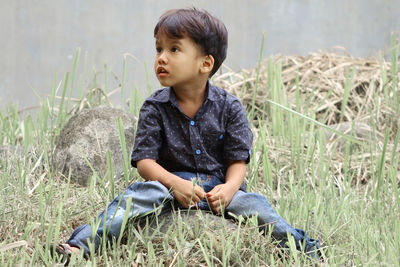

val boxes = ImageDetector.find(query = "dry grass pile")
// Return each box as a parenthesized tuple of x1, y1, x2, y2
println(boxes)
(216, 51, 399, 134)
(214, 51, 400, 186)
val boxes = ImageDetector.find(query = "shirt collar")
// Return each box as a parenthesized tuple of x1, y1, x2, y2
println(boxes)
(153, 80, 221, 104)
(206, 81, 220, 102)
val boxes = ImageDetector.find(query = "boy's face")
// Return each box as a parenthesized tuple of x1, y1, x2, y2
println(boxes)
(154, 32, 207, 89)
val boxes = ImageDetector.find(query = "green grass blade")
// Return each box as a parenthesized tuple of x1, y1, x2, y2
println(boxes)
(117, 117, 130, 184)
(266, 98, 363, 144)
(250, 32, 265, 119)
(375, 128, 389, 199)
(56, 72, 69, 131)
(340, 67, 356, 122)
(117, 197, 132, 246)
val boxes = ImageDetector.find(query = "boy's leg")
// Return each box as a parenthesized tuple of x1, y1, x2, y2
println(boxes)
(66, 180, 173, 256)
(226, 191, 320, 258)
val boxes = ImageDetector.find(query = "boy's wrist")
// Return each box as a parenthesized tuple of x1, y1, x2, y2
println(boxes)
(160, 173, 184, 190)
(224, 180, 241, 193)
(225, 160, 247, 191)
(137, 159, 182, 189)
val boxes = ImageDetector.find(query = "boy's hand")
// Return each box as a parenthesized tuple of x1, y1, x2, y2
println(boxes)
(137, 159, 205, 207)
(172, 178, 206, 208)
(206, 160, 246, 214)
(206, 183, 237, 214)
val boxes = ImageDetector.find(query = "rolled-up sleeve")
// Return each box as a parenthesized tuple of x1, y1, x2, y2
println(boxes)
(131, 101, 163, 167)
(223, 100, 253, 163)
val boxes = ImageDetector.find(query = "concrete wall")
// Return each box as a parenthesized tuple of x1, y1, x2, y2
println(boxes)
(1, 0, 399, 108)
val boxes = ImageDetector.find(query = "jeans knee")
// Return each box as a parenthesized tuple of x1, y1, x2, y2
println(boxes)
(228, 192, 261, 211)
(127, 180, 169, 195)
(233, 192, 269, 205)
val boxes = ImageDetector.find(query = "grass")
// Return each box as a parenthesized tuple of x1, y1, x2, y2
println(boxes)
(0, 38, 399, 266)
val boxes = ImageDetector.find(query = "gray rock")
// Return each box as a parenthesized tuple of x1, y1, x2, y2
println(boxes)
(53, 106, 136, 185)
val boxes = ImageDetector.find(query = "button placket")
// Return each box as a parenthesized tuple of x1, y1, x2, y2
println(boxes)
(189, 119, 202, 169)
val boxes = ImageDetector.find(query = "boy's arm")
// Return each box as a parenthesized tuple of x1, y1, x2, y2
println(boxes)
(207, 160, 246, 214)
(137, 159, 206, 207)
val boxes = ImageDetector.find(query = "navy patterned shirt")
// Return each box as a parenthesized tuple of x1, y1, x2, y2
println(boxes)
(131, 81, 253, 187)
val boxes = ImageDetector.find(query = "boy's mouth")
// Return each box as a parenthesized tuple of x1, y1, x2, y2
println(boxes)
(157, 66, 168, 75)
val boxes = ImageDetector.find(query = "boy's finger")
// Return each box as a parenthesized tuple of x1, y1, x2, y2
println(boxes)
(193, 191, 204, 200)
(207, 192, 222, 202)
(194, 187, 206, 199)
(206, 193, 214, 200)
(207, 187, 218, 195)
(209, 185, 222, 196)
(208, 199, 221, 209)
(189, 195, 200, 204)
(207, 194, 217, 201)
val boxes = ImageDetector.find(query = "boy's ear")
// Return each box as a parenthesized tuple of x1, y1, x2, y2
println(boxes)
(200, 55, 214, 74)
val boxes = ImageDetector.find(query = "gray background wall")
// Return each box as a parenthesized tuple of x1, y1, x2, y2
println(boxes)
(1, 0, 399, 108)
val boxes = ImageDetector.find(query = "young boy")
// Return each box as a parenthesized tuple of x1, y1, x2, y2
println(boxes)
(52, 8, 320, 264)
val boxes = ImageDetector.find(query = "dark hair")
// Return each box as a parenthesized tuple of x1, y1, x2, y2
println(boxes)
(154, 8, 228, 77)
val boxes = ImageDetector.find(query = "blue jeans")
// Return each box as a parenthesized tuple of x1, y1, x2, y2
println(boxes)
(67, 172, 320, 258)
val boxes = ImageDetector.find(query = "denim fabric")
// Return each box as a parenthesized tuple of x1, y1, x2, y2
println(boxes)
(67, 172, 320, 258)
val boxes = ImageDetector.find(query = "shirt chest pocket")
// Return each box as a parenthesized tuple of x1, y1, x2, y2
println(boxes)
(198, 120, 226, 151)
(201, 129, 225, 150)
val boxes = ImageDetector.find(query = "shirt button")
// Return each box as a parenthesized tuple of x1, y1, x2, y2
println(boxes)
(190, 121, 195, 126)
(195, 149, 201, 155)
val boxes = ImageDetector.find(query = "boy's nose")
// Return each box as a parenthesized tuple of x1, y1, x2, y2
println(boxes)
(157, 52, 168, 64)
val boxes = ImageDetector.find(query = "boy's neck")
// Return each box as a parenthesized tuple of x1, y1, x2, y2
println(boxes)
(173, 80, 209, 119)
(173, 80, 208, 104)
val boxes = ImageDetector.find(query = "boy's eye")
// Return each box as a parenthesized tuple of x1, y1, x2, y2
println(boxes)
(171, 47, 179, 52)
(156, 47, 162, 53)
